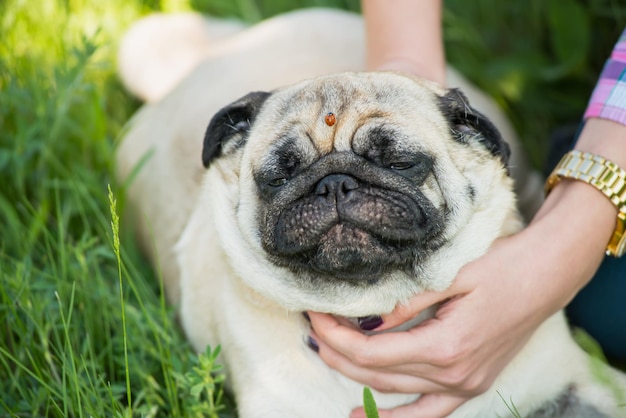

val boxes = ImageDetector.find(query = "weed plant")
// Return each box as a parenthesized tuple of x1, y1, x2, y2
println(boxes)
(1, 0, 624, 416)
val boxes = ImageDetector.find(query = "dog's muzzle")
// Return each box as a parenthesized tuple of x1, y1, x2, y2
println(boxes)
(259, 153, 445, 282)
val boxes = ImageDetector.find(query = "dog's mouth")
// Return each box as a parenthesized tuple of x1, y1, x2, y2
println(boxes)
(304, 222, 398, 278)
(264, 174, 443, 281)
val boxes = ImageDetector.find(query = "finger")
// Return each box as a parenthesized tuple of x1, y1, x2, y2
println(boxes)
(378, 285, 466, 331)
(309, 311, 448, 369)
(355, 393, 467, 418)
(309, 312, 424, 368)
(311, 329, 446, 394)
(308, 311, 369, 343)
(387, 393, 467, 418)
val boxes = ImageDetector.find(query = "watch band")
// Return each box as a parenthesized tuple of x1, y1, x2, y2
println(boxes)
(545, 150, 626, 257)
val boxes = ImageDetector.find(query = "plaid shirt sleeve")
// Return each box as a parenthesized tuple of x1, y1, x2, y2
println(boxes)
(584, 28, 626, 125)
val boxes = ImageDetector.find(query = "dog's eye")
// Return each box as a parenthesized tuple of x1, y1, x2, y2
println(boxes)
(386, 154, 433, 184)
(267, 177, 288, 187)
(389, 162, 415, 171)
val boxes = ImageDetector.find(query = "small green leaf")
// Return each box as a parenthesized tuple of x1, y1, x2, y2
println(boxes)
(362, 387, 380, 418)
(190, 383, 205, 398)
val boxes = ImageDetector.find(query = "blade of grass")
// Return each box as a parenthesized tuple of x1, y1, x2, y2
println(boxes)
(362, 387, 380, 418)
(109, 185, 132, 414)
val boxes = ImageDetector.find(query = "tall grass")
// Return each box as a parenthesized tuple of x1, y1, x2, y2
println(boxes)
(0, 0, 624, 416)
(0, 0, 232, 415)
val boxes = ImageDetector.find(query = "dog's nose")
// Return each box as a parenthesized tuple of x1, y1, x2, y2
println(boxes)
(315, 174, 359, 199)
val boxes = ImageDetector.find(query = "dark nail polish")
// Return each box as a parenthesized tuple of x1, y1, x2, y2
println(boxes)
(302, 311, 310, 322)
(306, 336, 319, 353)
(358, 315, 383, 331)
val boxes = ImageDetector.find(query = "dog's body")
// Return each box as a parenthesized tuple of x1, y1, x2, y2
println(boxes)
(117, 9, 626, 417)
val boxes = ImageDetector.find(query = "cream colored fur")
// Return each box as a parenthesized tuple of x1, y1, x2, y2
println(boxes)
(116, 9, 544, 305)
(116, 9, 626, 417)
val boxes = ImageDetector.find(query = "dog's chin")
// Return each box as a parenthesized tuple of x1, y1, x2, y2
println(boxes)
(313, 223, 392, 278)
(278, 267, 419, 317)
(263, 185, 444, 284)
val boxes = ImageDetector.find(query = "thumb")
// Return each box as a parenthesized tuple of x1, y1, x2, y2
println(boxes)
(364, 393, 467, 418)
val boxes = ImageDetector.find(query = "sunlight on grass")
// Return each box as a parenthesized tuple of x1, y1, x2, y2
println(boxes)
(0, 0, 231, 415)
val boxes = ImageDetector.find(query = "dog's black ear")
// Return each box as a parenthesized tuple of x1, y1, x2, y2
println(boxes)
(202, 91, 271, 168)
(438, 88, 511, 170)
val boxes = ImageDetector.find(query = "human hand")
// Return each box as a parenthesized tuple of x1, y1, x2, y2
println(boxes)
(308, 183, 613, 418)
(308, 235, 543, 417)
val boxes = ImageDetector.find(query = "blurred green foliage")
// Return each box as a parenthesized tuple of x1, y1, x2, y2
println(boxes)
(442, 0, 625, 166)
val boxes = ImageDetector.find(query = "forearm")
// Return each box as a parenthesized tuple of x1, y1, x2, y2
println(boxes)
(526, 26, 626, 315)
(525, 118, 626, 319)
(362, 0, 446, 85)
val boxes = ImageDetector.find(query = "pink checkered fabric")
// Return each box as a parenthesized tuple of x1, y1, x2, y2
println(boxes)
(584, 28, 626, 125)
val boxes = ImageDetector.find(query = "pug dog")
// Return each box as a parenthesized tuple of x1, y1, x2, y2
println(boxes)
(116, 8, 626, 418)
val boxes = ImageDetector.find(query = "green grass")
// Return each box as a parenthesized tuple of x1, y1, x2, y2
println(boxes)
(362, 387, 380, 418)
(0, 0, 624, 416)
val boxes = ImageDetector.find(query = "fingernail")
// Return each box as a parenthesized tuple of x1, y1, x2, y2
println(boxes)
(302, 311, 310, 322)
(306, 336, 319, 353)
(357, 315, 383, 331)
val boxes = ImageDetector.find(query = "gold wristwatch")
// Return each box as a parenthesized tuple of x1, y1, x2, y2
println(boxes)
(545, 150, 626, 257)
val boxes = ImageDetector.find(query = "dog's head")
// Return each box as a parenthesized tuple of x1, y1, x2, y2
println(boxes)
(199, 72, 521, 315)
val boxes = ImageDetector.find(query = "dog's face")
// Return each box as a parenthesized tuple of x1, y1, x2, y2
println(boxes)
(199, 72, 520, 315)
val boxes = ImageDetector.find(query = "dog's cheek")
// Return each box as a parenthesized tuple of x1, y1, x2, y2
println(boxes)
(211, 148, 247, 186)
(419, 176, 447, 212)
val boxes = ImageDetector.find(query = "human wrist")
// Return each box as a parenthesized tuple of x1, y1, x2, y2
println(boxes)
(541, 117, 626, 257)
(363, 0, 445, 86)
(524, 181, 614, 314)
(545, 150, 626, 257)
(521, 116, 626, 318)
(534, 179, 616, 251)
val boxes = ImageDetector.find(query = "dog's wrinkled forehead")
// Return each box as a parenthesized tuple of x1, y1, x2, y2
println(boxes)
(202, 72, 510, 172)
(247, 72, 449, 159)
